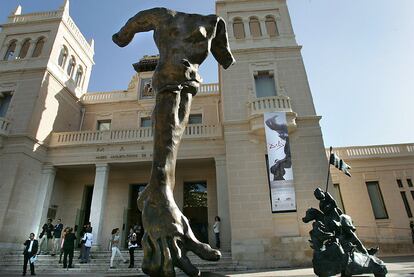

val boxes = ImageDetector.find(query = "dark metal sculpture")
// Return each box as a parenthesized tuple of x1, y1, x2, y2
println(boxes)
(302, 188, 388, 277)
(113, 7, 235, 277)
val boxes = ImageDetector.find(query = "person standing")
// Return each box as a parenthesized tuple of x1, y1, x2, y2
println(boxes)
(59, 227, 69, 263)
(80, 227, 93, 263)
(62, 227, 76, 269)
(52, 219, 63, 256)
(38, 218, 53, 255)
(213, 216, 221, 249)
(109, 228, 128, 269)
(78, 222, 91, 260)
(23, 233, 38, 276)
(128, 230, 138, 268)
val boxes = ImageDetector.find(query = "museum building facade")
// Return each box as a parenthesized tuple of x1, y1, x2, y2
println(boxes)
(0, 0, 413, 267)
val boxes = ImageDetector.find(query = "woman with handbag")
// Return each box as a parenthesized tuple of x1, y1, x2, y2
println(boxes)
(127, 229, 138, 268)
(109, 228, 128, 269)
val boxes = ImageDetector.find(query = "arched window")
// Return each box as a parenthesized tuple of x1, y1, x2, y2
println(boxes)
(233, 18, 245, 39)
(67, 56, 76, 77)
(3, 40, 17, 61)
(265, 16, 279, 37)
(75, 66, 83, 87)
(18, 39, 31, 59)
(58, 46, 68, 68)
(249, 17, 262, 38)
(32, 37, 45, 58)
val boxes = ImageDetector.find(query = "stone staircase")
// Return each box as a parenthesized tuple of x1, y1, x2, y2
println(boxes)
(0, 249, 248, 275)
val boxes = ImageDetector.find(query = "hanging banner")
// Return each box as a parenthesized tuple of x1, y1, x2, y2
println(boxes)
(264, 112, 296, 212)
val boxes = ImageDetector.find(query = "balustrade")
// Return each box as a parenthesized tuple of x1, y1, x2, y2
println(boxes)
(8, 11, 62, 24)
(82, 83, 219, 104)
(49, 124, 221, 147)
(247, 95, 292, 117)
(327, 143, 414, 160)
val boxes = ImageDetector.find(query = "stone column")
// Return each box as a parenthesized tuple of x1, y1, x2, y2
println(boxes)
(244, 20, 251, 39)
(33, 165, 56, 236)
(89, 163, 109, 249)
(27, 41, 37, 58)
(214, 156, 231, 251)
(13, 42, 23, 59)
(259, 20, 267, 37)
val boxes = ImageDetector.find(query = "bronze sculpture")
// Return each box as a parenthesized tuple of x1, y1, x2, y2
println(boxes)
(113, 7, 235, 277)
(302, 188, 387, 277)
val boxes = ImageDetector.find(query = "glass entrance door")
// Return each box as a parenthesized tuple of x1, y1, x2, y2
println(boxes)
(183, 181, 208, 243)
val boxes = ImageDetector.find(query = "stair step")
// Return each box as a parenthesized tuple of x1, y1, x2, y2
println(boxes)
(0, 250, 245, 274)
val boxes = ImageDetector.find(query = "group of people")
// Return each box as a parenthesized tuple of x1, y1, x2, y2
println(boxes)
(22, 219, 93, 275)
(22, 217, 222, 275)
(108, 225, 143, 269)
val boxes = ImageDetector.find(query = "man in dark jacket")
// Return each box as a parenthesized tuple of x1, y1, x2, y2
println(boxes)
(38, 218, 53, 254)
(23, 233, 38, 276)
(62, 227, 76, 268)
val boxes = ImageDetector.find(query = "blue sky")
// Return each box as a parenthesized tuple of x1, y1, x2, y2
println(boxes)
(1, 1, 413, 147)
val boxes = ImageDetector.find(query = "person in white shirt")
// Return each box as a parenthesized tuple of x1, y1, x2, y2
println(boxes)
(23, 233, 38, 276)
(80, 227, 93, 263)
(110, 228, 128, 269)
(213, 216, 221, 249)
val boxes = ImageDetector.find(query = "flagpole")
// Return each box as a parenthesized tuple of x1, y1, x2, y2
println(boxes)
(325, 146, 332, 192)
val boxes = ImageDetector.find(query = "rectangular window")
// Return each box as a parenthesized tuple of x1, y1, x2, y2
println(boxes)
(332, 183, 345, 213)
(139, 78, 154, 99)
(407, 179, 413, 187)
(366, 181, 388, 219)
(140, 117, 152, 127)
(254, 71, 276, 98)
(411, 191, 414, 201)
(188, 114, 202, 124)
(397, 179, 403, 188)
(0, 92, 13, 117)
(97, 120, 111, 131)
(400, 191, 413, 218)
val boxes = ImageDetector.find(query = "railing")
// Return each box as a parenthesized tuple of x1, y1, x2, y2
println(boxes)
(183, 124, 222, 138)
(0, 118, 10, 135)
(65, 16, 94, 55)
(8, 10, 63, 24)
(81, 90, 131, 103)
(82, 83, 219, 104)
(49, 124, 222, 147)
(327, 143, 414, 160)
(198, 83, 220, 94)
(247, 95, 292, 117)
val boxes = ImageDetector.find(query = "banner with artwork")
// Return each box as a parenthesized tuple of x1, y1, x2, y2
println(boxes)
(264, 112, 296, 212)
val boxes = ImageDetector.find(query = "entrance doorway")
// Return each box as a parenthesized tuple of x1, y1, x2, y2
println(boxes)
(75, 185, 93, 246)
(124, 184, 146, 247)
(183, 181, 208, 243)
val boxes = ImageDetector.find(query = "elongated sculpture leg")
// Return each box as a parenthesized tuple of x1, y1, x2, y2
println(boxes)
(138, 89, 221, 277)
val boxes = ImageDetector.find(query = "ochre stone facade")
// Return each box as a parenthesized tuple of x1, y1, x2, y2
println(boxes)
(0, 0, 413, 268)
